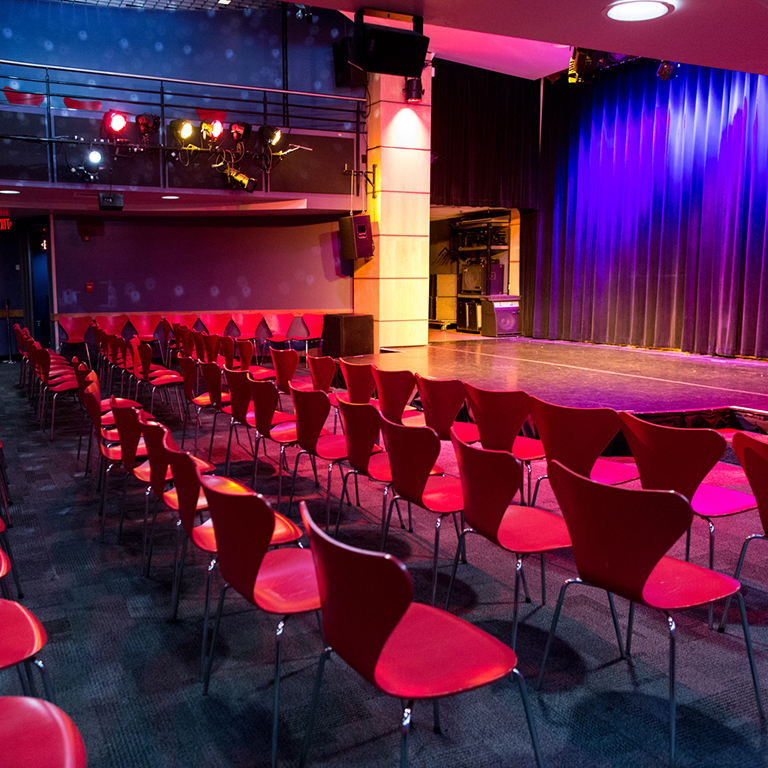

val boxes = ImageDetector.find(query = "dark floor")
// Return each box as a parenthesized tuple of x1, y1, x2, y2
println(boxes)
(2, 339, 768, 767)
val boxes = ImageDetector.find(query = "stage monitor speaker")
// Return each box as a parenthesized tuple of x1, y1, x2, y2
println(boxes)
(338, 214, 374, 260)
(461, 264, 483, 293)
(481, 298, 520, 337)
(333, 37, 368, 88)
(352, 10, 429, 78)
(322, 313, 374, 359)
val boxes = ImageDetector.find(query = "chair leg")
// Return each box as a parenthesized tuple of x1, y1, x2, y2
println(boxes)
(444, 531, 468, 611)
(536, 577, 583, 690)
(431, 516, 442, 607)
(299, 647, 332, 768)
(626, 601, 635, 655)
(667, 612, 676, 768)
(200, 557, 217, 681)
(145, 496, 161, 578)
(382, 495, 398, 551)
(202, 583, 229, 695)
(225, 419, 235, 475)
(325, 461, 334, 533)
(530, 474, 547, 508)
(272, 616, 289, 768)
(512, 556, 523, 651)
(512, 668, 545, 768)
(170, 523, 188, 621)
(607, 592, 625, 659)
(706, 518, 715, 629)
(735, 591, 763, 713)
(287, 450, 306, 519)
(718, 534, 763, 632)
(540, 553, 547, 606)
(400, 700, 414, 768)
(334, 469, 353, 537)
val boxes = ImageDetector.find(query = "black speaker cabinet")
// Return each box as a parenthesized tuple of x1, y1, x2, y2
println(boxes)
(333, 37, 368, 88)
(352, 11, 429, 78)
(338, 214, 374, 260)
(481, 298, 520, 337)
(322, 313, 374, 358)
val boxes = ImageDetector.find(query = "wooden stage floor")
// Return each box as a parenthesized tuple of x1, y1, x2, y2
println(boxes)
(351, 336, 768, 413)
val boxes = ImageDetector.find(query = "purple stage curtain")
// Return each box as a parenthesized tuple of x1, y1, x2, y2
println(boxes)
(528, 59, 768, 358)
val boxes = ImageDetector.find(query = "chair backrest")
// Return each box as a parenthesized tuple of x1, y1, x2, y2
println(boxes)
(82, 381, 103, 431)
(202, 334, 222, 363)
(115, 336, 131, 370)
(232, 312, 264, 339)
(137, 411, 171, 499)
(128, 314, 161, 339)
(371, 367, 416, 424)
(451, 431, 522, 543)
(270, 348, 299, 393)
(74, 361, 90, 407)
(109, 397, 142, 473)
(94, 314, 128, 336)
(416, 374, 467, 440)
(290, 384, 331, 454)
(198, 313, 231, 337)
(58, 315, 93, 341)
(338, 399, 382, 475)
(177, 328, 195, 359)
(199, 361, 225, 407)
(264, 312, 294, 337)
(219, 335, 235, 369)
(618, 411, 725, 501)
(380, 416, 440, 505)
(548, 459, 693, 604)
(224, 367, 253, 425)
(248, 378, 282, 436)
(301, 312, 324, 339)
(191, 330, 206, 360)
(138, 343, 155, 382)
(529, 397, 623, 478)
(300, 502, 412, 686)
(165, 313, 199, 330)
(36, 346, 53, 384)
(308, 355, 336, 392)
(733, 432, 768, 535)
(163, 431, 205, 539)
(200, 475, 275, 603)
(464, 383, 530, 452)
(179, 355, 198, 401)
(339, 360, 375, 404)
(127, 337, 143, 377)
(236, 339, 254, 371)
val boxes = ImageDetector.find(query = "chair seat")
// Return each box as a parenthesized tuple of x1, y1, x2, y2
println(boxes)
(291, 379, 314, 392)
(315, 434, 347, 461)
(267, 333, 289, 343)
(374, 602, 517, 699)
(192, 392, 231, 408)
(102, 439, 147, 463)
(368, 452, 443, 484)
(101, 396, 141, 412)
(0, 599, 47, 670)
(0, 697, 87, 768)
(253, 547, 320, 614)
(692, 482, 756, 518)
(47, 379, 79, 393)
(191, 518, 217, 553)
(401, 411, 426, 427)
(0, 549, 9, 579)
(163, 486, 208, 513)
(135, 453, 215, 484)
(512, 435, 546, 462)
(496, 504, 572, 554)
(421, 475, 463, 514)
(271, 423, 302, 445)
(451, 421, 480, 444)
(146, 372, 183, 386)
(590, 457, 639, 485)
(642, 555, 740, 610)
(247, 366, 276, 381)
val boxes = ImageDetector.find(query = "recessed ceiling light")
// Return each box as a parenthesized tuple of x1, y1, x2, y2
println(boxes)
(162, 195, 180, 199)
(0, 190, 21, 195)
(605, 1, 674, 21)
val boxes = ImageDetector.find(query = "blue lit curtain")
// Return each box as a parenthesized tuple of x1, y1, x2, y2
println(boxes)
(529, 59, 768, 358)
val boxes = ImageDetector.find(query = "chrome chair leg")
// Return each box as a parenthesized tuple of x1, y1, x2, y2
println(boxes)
(299, 646, 332, 768)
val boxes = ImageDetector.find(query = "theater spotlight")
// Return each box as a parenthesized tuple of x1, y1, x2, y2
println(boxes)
(230, 121, 252, 143)
(228, 167, 257, 193)
(656, 60, 678, 81)
(201, 119, 224, 144)
(404, 77, 424, 103)
(259, 125, 282, 147)
(103, 110, 128, 136)
(137, 113, 160, 138)
(75, 147, 103, 182)
(169, 118, 194, 143)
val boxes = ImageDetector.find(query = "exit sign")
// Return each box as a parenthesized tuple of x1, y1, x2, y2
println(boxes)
(0, 218, 11, 231)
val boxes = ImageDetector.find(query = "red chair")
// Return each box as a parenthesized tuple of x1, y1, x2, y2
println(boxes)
(619, 411, 755, 571)
(338, 359, 378, 407)
(287, 384, 347, 529)
(270, 347, 299, 408)
(57, 315, 93, 366)
(290, 312, 324, 364)
(307, 355, 340, 432)
(298, 502, 543, 768)
(264, 312, 294, 349)
(36, 348, 78, 441)
(165, 313, 199, 331)
(201, 333, 222, 364)
(538, 459, 762, 766)
(0, 697, 86, 768)
(380, 416, 464, 606)
(93, 314, 129, 337)
(448, 432, 571, 647)
(232, 312, 265, 362)
(136, 343, 183, 416)
(128, 313, 163, 359)
(0, 517, 22, 599)
(416, 373, 479, 442)
(719, 432, 768, 631)
(528, 396, 639, 505)
(199, 476, 321, 768)
(222, 366, 256, 474)
(198, 312, 232, 337)
(371, 366, 424, 426)
(199, 360, 232, 461)
(219, 334, 235, 369)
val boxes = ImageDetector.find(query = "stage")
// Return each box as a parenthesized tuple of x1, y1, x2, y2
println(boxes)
(352, 335, 768, 414)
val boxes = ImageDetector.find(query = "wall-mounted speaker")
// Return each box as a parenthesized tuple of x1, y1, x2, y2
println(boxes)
(481, 298, 520, 337)
(351, 10, 429, 78)
(338, 214, 374, 260)
(333, 37, 368, 88)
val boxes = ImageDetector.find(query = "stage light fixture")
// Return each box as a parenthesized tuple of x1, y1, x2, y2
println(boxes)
(230, 121, 252, 143)
(260, 125, 282, 147)
(87, 149, 103, 166)
(228, 167, 257, 193)
(656, 60, 678, 81)
(404, 77, 424, 103)
(137, 113, 160, 137)
(102, 110, 128, 137)
(201, 119, 224, 144)
(169, 119, 194, 143)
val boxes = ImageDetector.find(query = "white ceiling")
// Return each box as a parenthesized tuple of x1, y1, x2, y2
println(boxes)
(319, 0, 768, 80)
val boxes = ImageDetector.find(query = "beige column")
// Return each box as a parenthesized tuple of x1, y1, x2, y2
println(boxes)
(354, 68, 431, 350)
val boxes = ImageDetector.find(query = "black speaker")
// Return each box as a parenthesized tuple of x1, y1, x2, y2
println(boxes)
(351, 10, 429, 78)
(338, 214, 374, 260)
(333, 37, 368, 88)
(461, 264, 483, 293)
(488, 263, 505, 295)
(322, 313, 374, 358)
(481, 298, 520, 337)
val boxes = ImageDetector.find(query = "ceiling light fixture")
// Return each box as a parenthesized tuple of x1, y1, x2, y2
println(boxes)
(162, 195, 180, 199)
(0, 190, 21, 195)
(605, 1, 674, 21)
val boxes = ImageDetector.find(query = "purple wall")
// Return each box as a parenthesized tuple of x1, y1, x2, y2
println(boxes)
(53, 217, 352, 315)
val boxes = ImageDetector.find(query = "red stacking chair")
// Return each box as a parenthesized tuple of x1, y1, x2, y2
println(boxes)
(290, 311, 324, 364)
(128, 313, 163, 359)
(338, 359, 378, 407)
(371, 366, 424, 426)
(222, 367, 257, 474)
(307, 355, 340, 431)
(263, 311, 294, 349)
(298, 502, 543, 768)
(36, 347, 78, 440)
(380, 416, 464, 606)
(94, 314, 129, 337)
(416, 373, 479, 442)
(270, 347, 299, 410)
(199, 476, 321, 768)
(448, 432, 571, 648)
(0, 697, 86, 768)
(57, 315, 93, 366)
(538, 459, 762, 767)
(198, 312, 231, 337)
(136, 342, 183, 416)
(199, 360, 232, 461)
(236, 338, 275, 380)
(232, 312, 265, 362)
